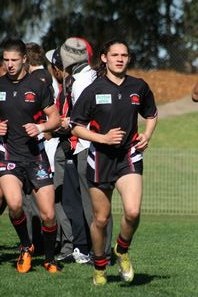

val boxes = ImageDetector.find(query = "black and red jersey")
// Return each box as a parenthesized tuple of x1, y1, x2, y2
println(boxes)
(30, 68, 54, 99)
(71, 75, 157, 152)
(0, 72, 54, 161)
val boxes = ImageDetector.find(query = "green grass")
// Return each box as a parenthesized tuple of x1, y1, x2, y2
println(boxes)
(147, 112, 198, 148)
(1, 113, 198, 296)
(114, 112, 198, 215)
(125, 112, 198, 215)
(0, 214, 198, 297)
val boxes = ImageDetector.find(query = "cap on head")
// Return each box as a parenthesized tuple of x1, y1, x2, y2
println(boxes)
(45, 47, 63, 70)
(60, 37, 88, 69)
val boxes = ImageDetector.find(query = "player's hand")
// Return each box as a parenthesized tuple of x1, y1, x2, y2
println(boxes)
(104, 127, 126, 145)
(23, 123, 43, 137)
(0, 120, 8, 136)
(135, 133, 149, 151)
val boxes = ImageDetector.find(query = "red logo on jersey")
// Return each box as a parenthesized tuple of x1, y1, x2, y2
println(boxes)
(130, 94, 140, 105)
(24, 92, 36, 102)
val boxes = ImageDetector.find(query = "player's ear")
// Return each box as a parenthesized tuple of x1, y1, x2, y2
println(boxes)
(101, 54, 107, 63)
(23, 54, 27, 65)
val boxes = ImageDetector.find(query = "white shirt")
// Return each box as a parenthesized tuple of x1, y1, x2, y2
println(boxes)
(71, 65, 96, 154)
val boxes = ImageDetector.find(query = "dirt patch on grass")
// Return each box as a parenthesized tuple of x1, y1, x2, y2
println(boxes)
(128, 69, 198, 104)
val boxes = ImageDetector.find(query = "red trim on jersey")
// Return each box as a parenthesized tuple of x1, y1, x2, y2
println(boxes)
(131, 132, 138, 143)
(33, 110, 44, 123)
(90, 120, 100, 133)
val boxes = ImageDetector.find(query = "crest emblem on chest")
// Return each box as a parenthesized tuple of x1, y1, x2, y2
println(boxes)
(130, 94, 140, 105)
(24, 91, 36, 102)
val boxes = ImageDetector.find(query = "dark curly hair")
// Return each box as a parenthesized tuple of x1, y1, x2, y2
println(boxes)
(94, 39, 131, 77)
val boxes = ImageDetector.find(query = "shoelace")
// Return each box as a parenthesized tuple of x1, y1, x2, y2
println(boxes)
(120, 254, 130, 270)
(18, 248, 30, 264)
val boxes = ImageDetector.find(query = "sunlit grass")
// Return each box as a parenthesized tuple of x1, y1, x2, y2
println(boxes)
(0, 214, 198, 297)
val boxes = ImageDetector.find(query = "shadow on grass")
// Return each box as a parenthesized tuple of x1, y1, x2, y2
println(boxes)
(108, 273, 170, 286)
(30, 258, 64, 271)
(0, 244, 19, 265)
(0, 244, 18, 251)
(0, 245, 65, 271)
(0, 252, 17, 265)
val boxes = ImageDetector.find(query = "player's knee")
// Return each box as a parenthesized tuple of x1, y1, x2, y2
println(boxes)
(94, 215, 109, 229)
(8, 202, 23, 215)
(125, 209, 140, 223)
(40, 210, 55, 224)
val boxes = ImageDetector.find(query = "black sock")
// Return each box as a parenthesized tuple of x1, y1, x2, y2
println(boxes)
(42, 224, 57, 262)
(10, 211, 31, 248)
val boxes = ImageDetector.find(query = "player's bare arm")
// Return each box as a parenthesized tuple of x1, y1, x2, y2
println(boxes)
(23, 104, 61, 137)
(72, 125, 125, 145)
(192, 82, 198, 102)
(135, 116, 158, 151)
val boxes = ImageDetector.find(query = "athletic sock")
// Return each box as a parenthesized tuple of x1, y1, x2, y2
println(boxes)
(42, 224, 57, 262)
(10, 211, 31, 248)
(94, 255, 108, 270)
(116, 234, 131, 254)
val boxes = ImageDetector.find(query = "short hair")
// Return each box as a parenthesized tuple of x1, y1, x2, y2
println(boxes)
(26, 42, 46, 66)
(2, 38, 26, 56)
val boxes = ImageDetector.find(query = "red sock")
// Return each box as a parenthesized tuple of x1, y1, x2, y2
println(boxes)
(94, 255, 108, 270)
(116, 234, 131, 254)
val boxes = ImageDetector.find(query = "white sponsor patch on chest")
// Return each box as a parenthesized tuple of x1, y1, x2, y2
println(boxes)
(96, 94, 112, 104)
(0, 92, 6, 101)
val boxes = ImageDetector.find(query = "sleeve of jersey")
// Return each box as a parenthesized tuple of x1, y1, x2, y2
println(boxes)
(70, 87, 93, 128)
(40, 83, 55, 110)
(139, 82, 158, 119)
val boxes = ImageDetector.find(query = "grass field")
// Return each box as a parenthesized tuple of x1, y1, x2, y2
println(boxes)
(0, 213, 198, 297)
(143, 112, 198, 149)
(1, 113, 198, 296)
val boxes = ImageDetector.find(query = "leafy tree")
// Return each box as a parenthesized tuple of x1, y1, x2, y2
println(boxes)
(0, 0, 44, 43)
(0, 0, 197, 72)
(183, 0, 198, 71)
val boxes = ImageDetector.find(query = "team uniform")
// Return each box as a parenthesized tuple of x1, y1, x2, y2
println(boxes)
(71, 75, 157, 188)
(71, 64, 113, 259)
(0, 72, 54, 194)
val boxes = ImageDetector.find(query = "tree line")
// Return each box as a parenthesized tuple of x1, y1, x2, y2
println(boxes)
(0, 0, 197, 72)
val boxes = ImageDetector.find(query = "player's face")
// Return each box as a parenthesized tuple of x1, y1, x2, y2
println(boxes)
(3, 50, 26, 79)
(101, 43, 130, 77)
